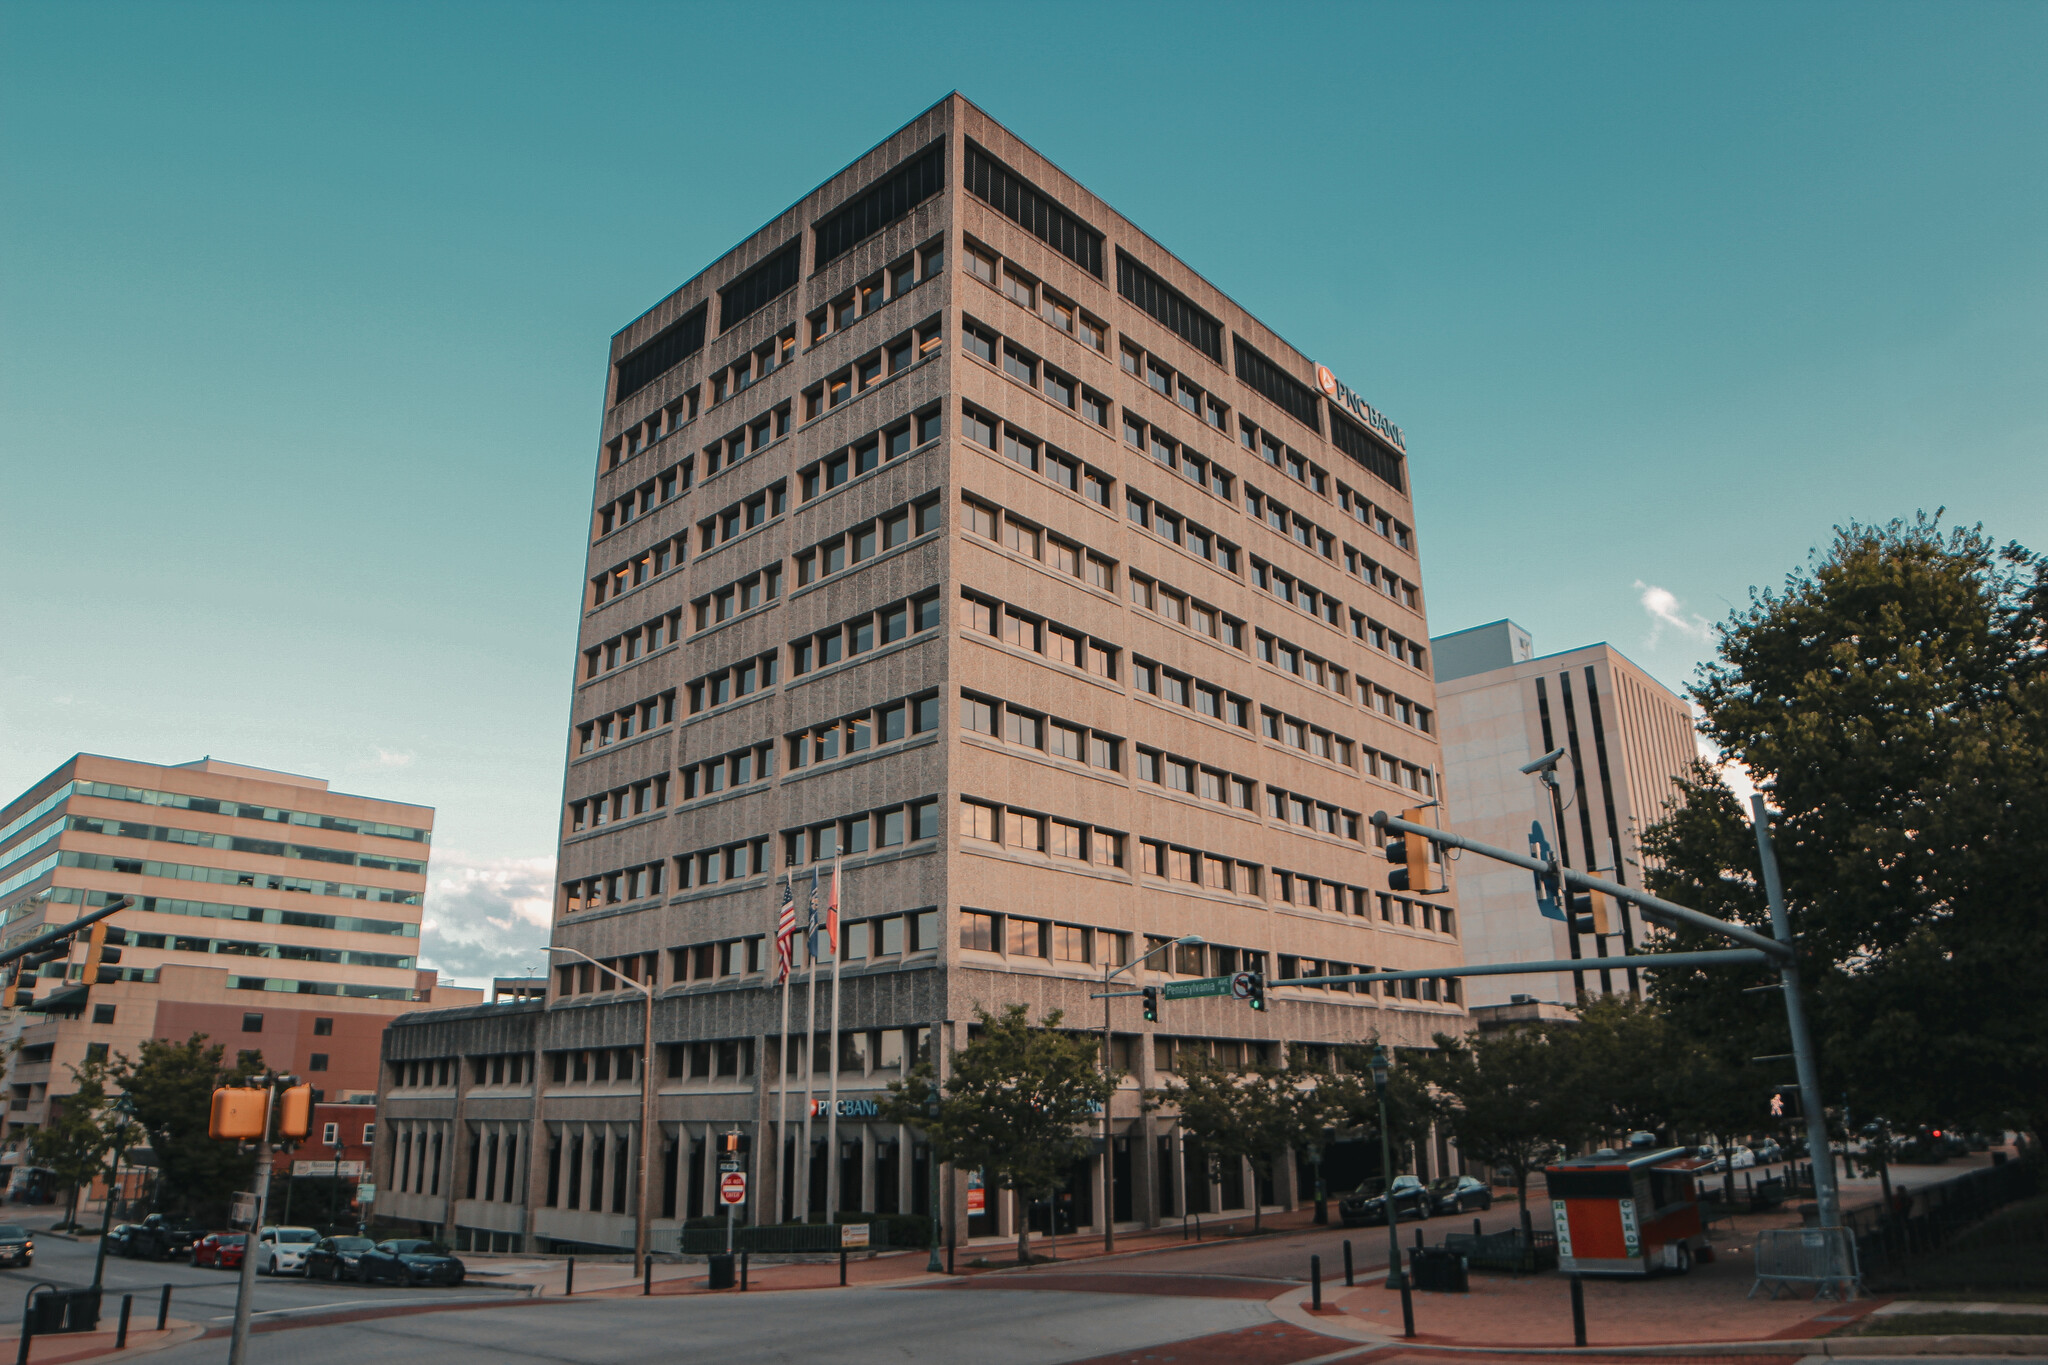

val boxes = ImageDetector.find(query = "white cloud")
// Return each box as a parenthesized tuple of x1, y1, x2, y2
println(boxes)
(368, 748, 414, 769)
(1634, 580, 1711, 646)
(418, 850, 554, 987)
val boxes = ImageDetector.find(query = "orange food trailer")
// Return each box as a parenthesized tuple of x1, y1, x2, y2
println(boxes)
(1546, 1146, 1712, 1275)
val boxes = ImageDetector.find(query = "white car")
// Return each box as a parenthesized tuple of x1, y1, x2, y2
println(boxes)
(256, 1226, 321, 1275)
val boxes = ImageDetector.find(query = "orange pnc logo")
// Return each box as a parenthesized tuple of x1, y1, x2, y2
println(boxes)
(1315, 364, 1339, 398)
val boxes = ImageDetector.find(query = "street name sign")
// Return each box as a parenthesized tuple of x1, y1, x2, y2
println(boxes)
(1161, 975, 1231, 1000)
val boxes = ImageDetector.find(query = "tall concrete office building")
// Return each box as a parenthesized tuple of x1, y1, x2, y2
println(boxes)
(1431, 620, 1697, 1012)
(0, 753, 474, 1188)
(378, 94, 1464, 1254)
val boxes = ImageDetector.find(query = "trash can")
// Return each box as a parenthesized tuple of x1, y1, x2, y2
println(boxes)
(1407, 1246, 1469, 1293)
(64, 1289, 101, 1333)
(26, 1292, 68, 1334)
(707, 1253, 736, 1290)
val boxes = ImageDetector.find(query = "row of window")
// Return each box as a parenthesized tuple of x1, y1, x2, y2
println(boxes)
(590, 534, 683, 608)
(709, 329, 795, 408)
(808, 238, 943, 346)
(699, 399, 792, 480)
(959, 588, 1119, 677)
(53, 781, 430, 844)
(562, 860, 666, 912)
(1351, 611, 1429, 673)
(960, 691, 1122, 770)
(963, 312, 1114, 429)
(789, 693, 941, 768)
(696, 480, 787, 554)
(49, 888, 419, 937)
(1130, 656, 1250, 727)
(1250, 552, 1345, 628)
(1125, 488, 1242, 575)
(1338, 481, 1413, 551)
(567, 776, 668, 833)
(795, 494, 941, 588)
(1121, 336, 1230, 428)
(685, 649, 780, 713)
(798, 406, 940, 501)
(1344, 541, 1420, 609)
(1136, 838, 1265, 895)
(60, 816, 425, 876)
(107, 929, 414, 970)
(787, 590, 942, 678)
(583, 602, 682, 679)
(1128, 568, 1247, 647)
(965, 239, 1109, 347)
(800, 316, 944, 421)
(576, 689, 677, 754)
(960, 909, 1130, 965)
(784, 797, 941, 865)
(691, 561, 782, 632)
(960, 799, 1126, 867)
(680, 742, 774, 801)
(1256, 629, 1354, 701)
(959, 398, 1114, 505)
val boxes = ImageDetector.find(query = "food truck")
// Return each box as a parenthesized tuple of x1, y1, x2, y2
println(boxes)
(1546, 1146, 1713, 1275)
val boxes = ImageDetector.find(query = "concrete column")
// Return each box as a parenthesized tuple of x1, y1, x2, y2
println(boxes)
(523, 1041, 548, 1249)
(441, 1061, 471, 1242)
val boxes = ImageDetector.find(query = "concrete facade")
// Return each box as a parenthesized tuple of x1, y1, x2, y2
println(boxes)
(377, 94, 1467, 1254)
(1432, 621, 1697, 1009)
(0, 753, 478, 1176)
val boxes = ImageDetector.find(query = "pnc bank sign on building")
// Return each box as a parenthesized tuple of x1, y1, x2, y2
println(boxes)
(1314, 364, 1405, 454)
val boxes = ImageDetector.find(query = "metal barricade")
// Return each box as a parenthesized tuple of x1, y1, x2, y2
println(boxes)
(1750, 1227, 1860, 1300)
(669, 1222, 890, 1256)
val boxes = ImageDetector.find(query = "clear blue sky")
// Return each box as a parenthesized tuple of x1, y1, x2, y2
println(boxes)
(5, 3, 2043, 984)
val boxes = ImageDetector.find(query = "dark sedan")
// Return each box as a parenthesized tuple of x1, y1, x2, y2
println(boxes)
(1339, 1175, 1432, 1227)
(1428, 1175, 1495, 1215)
(0, 1225, 31, 1269)
(306, 1236, 377, 1282)
(357, 1240, 465, 1287)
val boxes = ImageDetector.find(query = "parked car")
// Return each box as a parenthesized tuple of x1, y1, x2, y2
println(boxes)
(0, 1225, 32, 1268)
(356, 1240, 465, 1287)
(192, 1234, 246, 1270)
(305, 1236, 377, 1282)
(103, 1223, 140, 1256)
(255, 1226, 321, 1276)
(129, 1214, 205, 1261)
(1428, 1175, 1495, 1215)
(1751, 1140, 1784, 1164)
(1339, 1175, 1431, 1227)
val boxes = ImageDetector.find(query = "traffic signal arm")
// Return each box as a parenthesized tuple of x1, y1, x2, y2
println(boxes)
(0, 898, 134, 974)
(1369, 810, 1792, 959)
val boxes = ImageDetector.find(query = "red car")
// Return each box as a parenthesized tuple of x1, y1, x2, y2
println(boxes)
(192, 1233, 247, 1270)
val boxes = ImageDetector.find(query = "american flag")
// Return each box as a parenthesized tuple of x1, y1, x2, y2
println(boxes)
(775, 877, 797, 983)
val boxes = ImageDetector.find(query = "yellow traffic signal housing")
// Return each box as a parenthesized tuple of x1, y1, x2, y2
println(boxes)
(2, 968, 24, 1011)
(210, 1087, 269, 1140)
(83, 922, 124, 985)
(1585, 890, 1612, 936)
(278, 1083, 314, 1139)
(1385, 807, 1442, 894)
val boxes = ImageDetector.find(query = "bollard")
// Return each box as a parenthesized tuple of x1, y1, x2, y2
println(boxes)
(157, 1284, 172, 1331)
(740, 1251, 749, 1291)
(1400, 1278, 1415, 1338)
(565, 1256, 575, 1297)
(1473, 1218, 1482, 1237)
(839, 1250, 847, 1286)
(1570, 1273, 1587, 1346)
(1311, 1254, 1322, 1311)
(1343, 1239, 1354, 1287)
(1415, 1227, 1424, 1249)
(117, 1294, 133, 1349)
(643, 1254, 652, 1296)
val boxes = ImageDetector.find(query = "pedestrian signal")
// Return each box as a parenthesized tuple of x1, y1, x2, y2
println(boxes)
(210, 1087, 268, 1140)
(278, 1083, 314, 1139)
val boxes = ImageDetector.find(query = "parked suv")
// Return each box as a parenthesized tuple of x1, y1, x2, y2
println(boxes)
(128, 1214, 205, 1261)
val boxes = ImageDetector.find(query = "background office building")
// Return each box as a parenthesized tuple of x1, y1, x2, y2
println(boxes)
(379, 93, 1465, 1254)
(1431, 620, 1697, 1012)
(0, 754, 476, 1188)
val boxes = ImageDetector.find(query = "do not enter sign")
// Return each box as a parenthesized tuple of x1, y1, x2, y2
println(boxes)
(719, 1171, 747, 1205)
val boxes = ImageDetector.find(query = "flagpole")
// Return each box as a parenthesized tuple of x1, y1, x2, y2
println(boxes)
(824, 856, 845, 1219)
(775, 874, 794, 1224)
(800, 866, 820, 1223)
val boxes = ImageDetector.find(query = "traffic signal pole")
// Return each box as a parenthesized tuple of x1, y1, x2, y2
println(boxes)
(226, 1078, 278, 1365)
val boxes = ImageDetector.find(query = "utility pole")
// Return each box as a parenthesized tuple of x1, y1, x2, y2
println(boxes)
(226, 1077, 280, 1365)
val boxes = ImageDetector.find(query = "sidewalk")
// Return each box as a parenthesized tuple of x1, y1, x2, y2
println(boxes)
(0, 1325, 204, 1365)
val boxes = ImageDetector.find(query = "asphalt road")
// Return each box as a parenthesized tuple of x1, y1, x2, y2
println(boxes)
(0, 1222, 508, 1327)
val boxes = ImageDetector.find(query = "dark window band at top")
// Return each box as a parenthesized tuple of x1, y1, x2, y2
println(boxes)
(1116, 250, 1222, 364)
(964, 140, 1103, 278)
(1232, 337, 1322, 434)
(814, 141, 946, 270)
(613, 304, 707, 407)
(718, 239, 802, 334)
(1329, 408, 1406, 493)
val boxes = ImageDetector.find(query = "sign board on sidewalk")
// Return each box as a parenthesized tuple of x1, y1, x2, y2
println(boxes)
(840, 1222, 870, 1249)
(230, 1192, 257, 1228)
(719, 1171, 747, 1205)
(1161, 975, 1231, 1000)
(356, 1183, 376, 1204)
(292, 1159, 366, 1178)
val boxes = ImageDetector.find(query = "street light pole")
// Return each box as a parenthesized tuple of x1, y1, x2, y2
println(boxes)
(91, 1095, 138, 1293)
(549, 947, 655, 1268)
(1369, 1045, 1405, 1291)
(1097, 934, 1203, 1255)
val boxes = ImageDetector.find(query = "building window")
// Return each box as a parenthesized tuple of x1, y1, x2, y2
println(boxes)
(322, 1122, 340, 1146)
(313, 1017, 334, 1036)
(242, 1013, 264, 1033)
(92, 1004, 116, 1025)
(309, 1054, 329, 1072)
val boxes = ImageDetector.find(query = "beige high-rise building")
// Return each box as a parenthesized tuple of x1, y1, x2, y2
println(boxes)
(1431, 620, 1697, 1012)
(0, 753, 476, 1192)
(376, 94, 1466, 1254)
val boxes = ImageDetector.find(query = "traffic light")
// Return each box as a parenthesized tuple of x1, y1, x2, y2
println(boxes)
(83, 922, 123, 984)
(1567, 890, 1612, 936)
(1141, 986, 1159, 1022)
(210, 1087, 269, 1140)
(1246, 973, 1265, 1012)
(1385, 808, 1436, 893)
(278, 1083, 314, 1139)
(4, 942, 74, 1010)
(1768, 1085, 1802, 1121)
(722, 1130, 751, 1156)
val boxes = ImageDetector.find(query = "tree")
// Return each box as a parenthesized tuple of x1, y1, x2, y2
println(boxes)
(1409, 1028, 1583, 1236)
(1280, 1065, 1376, 1220)
(1147, 1055, 1299, 1230)
(1567, 994, 1753, 1145)
(112, 1034, 265, 1221)
(29, 1054, 114, 1230)
(1646, 515, 2048, 1146)
(882, 1005, 1112, 1264)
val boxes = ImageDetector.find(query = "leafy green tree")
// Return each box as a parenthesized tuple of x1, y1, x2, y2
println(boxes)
(1409, 1028, 1584, 1236)
(882, 1005, 1112, 1264)
(29, 1054, 115, 1229)
(1567, 994, 1753, 1144)
(1280, 1064, 1376, 1217)
(112, 1034, 265, 1221)
(1645, 515, 2048, 1146)
(1147, 1054, 1303, 1230)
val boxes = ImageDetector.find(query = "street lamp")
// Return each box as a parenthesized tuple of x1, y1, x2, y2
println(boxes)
(91, 1093, 139, 1292)
(549, 946, 656, 1270)
(1101, 933, 1202, 1254)
(1369, 1044, 1405, 1291)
